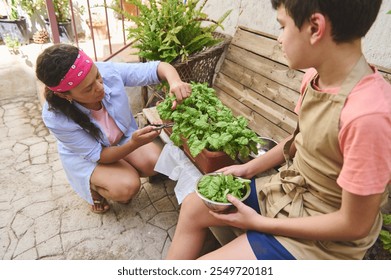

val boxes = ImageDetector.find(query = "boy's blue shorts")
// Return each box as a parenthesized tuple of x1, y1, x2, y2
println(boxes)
(242, 178, 296, 260)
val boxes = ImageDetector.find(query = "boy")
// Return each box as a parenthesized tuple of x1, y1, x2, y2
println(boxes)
(166, 0, 390, 259)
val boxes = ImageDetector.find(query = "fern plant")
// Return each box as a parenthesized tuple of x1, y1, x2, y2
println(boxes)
(121, 0, 231, 63)
(7, 0, 20, 20)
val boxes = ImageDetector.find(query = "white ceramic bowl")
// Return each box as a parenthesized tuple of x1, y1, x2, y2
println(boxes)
(195, 173, 251, 213)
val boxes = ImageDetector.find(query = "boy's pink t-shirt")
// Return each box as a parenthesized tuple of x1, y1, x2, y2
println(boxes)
(91, 105, 124, 146)
(295, 67, 391, 196)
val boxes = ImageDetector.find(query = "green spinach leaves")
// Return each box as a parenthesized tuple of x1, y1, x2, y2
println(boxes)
(198, 173, 251, 203)
(157, 82, 260, 159)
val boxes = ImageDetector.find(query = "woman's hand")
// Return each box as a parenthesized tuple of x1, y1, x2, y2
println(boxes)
(209, 194, 260, 230)
(131, 125, 160, 147)
(156, 62, 191, 109)
(169, 80, 191, 109)
(99, 126, 159, 164)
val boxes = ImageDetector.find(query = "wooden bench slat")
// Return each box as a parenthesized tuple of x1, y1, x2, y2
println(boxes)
(214, 73, 297, 134)
(231, 27, 288, 66)
(218, 59, 299, 112)
(225, 45, 303, 93)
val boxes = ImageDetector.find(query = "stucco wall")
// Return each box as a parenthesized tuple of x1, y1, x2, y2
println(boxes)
(203, 0, 391, 69)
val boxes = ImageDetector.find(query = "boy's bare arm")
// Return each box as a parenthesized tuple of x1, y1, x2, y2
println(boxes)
(213, 189, 382, 242)
(252, 190, 383, 241)
(246, 135, 296, 177)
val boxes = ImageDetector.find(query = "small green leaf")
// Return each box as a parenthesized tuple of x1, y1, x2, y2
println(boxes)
(383, 214, 391, 225)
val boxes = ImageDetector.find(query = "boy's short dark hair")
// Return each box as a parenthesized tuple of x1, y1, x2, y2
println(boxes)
(271, 0, 382, 43)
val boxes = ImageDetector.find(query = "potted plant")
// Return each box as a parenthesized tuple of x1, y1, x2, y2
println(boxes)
(157, 82, 261, 173)
(16, 0, 44, 17)
(0, 0, 29, 44)
(111, 0, 138, 19)
(41, 0, 74, 43)
(85, 7, 108, 40)
(118, 0, 232, 86)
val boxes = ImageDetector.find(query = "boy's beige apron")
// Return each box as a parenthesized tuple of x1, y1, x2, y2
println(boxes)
(255, 56, 388, 259)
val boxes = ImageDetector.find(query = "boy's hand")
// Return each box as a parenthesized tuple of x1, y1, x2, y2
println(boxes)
(218, 164, 250, 179)
(209, 194, 260, 230)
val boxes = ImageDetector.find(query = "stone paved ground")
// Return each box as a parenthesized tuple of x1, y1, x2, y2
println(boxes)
(0, 45, 183, 260)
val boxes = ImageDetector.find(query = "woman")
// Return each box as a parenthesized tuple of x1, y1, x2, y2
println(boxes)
(36, 44, 191, 213)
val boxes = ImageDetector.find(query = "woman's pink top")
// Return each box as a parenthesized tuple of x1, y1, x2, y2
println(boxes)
(91, 104, 124, 146)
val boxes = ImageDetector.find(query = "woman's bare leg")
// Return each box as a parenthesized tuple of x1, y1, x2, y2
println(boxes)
(91, 159, 141, 203)
(166, 192, 228, 259)
(90, 141, 161, 203)
(123, 141, 162, 177)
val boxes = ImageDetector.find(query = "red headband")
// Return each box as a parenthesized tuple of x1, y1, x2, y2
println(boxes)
(48, 49, 93, 92)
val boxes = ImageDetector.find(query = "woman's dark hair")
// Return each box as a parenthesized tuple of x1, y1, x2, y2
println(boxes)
(36, 44, 102, 140)
(271, 0, 382, 43)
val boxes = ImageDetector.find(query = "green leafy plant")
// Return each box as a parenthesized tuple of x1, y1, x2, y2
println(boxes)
(198, 173, 251, 203)
(15, 0, 44, 17)
(50, 0, 70, 22)
(4, 33, 20, 53)
(28, 0, 69, 22)
(157, 82, 261, 159)
(10, 0, 69, 22)
(120, 0, 231, 63)
(6, 0, 20, 20)
(379, 213, 391, 253)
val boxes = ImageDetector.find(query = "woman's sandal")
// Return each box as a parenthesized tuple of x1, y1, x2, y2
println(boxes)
(90, 190, 110, 214)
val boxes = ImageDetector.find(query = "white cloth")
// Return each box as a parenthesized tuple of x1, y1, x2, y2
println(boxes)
(154, 143, 202, 204)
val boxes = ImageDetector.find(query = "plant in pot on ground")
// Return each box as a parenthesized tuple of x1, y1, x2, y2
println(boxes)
(111, 0, 138, 19)
(40, 0, 74, 43)
(16, 0, 45, 18)
(0, 0, 29, 44)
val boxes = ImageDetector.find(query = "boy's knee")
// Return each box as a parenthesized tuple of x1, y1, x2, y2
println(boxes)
(181, 192, 204, 218)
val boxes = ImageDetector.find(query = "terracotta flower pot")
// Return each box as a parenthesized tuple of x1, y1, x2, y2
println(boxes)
(123, 2, 138, 16)
(162, 122, 235, 173)
(181, 138, 235, 174)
